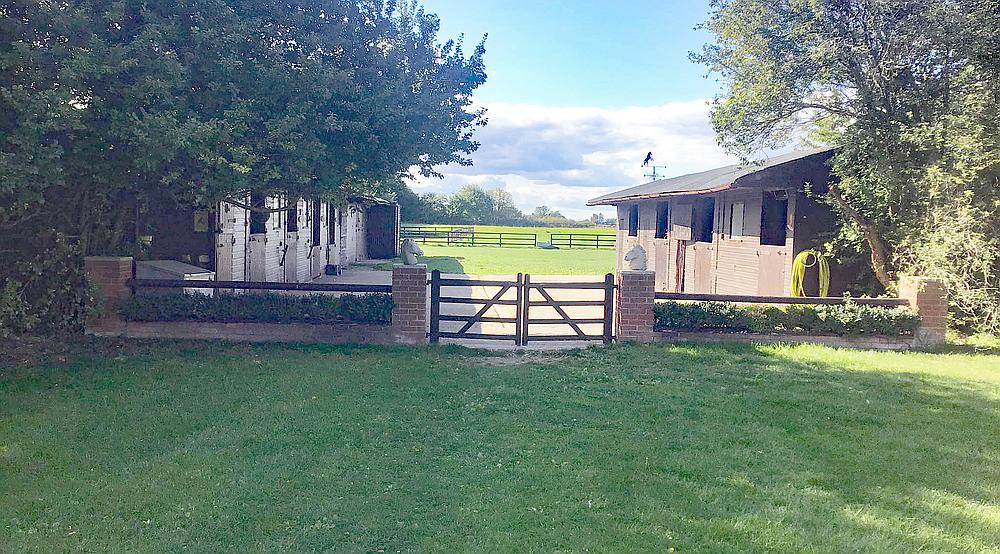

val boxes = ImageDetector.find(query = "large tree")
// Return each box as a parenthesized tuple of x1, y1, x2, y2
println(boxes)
(0, 0, 487, 254)
(695, 0, 1000, 331)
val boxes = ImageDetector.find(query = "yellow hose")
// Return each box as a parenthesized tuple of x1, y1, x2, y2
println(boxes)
(790, 249, 830, 297)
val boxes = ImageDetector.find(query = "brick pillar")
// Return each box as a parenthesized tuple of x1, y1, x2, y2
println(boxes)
(392, 264, 428, 344)
(84, 256, 134, 316)
(898, 276, 949, 348)
(616, 270, 655, 343)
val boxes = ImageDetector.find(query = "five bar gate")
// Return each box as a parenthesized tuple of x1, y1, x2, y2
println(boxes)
(429, 270, 615, 346)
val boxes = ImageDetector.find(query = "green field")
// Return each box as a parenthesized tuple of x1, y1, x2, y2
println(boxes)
(373, 244, 616, 275)
(403, 223, 616, 243)
(2, 338, 999, 551)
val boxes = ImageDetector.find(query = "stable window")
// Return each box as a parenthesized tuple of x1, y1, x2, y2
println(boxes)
(249, 192, 269, 234)
(627, 204, 639, 236)
(655, 201, 669, 239)
(728, 201, 745, 238)
(312, 200, 322, 245)
(760, 190, 789, 246)
(692, 197, 715, 243)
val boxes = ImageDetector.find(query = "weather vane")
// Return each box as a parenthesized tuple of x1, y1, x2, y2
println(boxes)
(641, 151, 667, 182)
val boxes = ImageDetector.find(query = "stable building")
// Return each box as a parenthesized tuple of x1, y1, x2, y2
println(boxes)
(138, 195, 399, 283)
(588, 147, 846, 296)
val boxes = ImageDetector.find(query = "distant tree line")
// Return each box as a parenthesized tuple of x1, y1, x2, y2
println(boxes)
(396, 185, 592, 227)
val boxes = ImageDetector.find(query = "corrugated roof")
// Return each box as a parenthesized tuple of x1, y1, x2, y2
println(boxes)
(587, 147, 837, 206)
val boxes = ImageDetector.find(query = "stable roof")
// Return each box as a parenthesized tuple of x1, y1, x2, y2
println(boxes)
(587, 147, 836, 206)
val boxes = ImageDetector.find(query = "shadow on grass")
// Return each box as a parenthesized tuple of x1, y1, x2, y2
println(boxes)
(2, 339, 998, 551)
(560, 342, 1000, 551)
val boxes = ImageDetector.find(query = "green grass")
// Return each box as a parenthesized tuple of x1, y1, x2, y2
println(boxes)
(2, 339, 1000, 551)
(371, 244, 616, 275)
(403, 223, 616, 243)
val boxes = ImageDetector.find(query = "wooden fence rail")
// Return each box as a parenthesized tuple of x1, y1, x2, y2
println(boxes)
(401, 229, 537, 248)
(549, 233, 616, 249)
(130, 279, 392, 293)
(653, 292, 909, 307)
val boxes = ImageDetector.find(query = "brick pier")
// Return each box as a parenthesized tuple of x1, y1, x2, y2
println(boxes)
(615, 270, 655, 343)
(391, 264, 429, 344)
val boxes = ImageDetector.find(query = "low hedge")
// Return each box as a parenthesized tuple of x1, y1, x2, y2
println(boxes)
(120, 292, 393, 325)
(653, 300, 920, 337)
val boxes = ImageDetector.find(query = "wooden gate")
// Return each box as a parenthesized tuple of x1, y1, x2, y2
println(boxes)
(429, 271, 524, 343)
(429, 271, 615, 346)
(522, 274, 615, 345)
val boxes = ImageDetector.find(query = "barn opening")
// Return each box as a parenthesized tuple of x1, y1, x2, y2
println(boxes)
(692, 197, 715, 242)
(286, 201, 298, 232)
(249, 192, 269, 234)
(327, 203, 337, 246)
(760, 190, 788, 246)
(311, 200, 322, 245)
(627, 204, 639, 237)
(655, 201, 669, 239)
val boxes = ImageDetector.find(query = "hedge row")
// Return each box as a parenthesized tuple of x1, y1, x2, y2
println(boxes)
(120, 292, 392, 325)
(653, 301, 920, 337)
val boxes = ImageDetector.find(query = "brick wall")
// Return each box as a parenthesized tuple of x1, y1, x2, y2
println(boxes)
(392, 264, 428, 344)
(898, 276, 949, 348)
(616, 270, 655, 342)
(84, 256, 134, 314)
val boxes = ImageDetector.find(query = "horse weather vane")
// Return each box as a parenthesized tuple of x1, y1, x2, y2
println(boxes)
(642, 151, 667, 181)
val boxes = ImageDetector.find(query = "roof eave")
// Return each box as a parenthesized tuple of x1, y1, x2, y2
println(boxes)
(587, 183, 733, 206)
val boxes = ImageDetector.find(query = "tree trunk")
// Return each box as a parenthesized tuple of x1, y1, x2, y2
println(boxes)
(827, 183, 894, 288)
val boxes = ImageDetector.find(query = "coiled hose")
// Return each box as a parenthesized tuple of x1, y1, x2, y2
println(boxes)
(790, 249, 830, 297)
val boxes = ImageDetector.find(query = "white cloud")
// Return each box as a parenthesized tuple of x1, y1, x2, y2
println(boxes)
(412, 99, 739, 219)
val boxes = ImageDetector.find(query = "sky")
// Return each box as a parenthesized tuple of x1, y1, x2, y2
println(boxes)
(409, 0, 741, 220)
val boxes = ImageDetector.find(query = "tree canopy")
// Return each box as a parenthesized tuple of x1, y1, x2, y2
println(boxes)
(0, 0, 487, 254)
(695, 0, 1000, 332)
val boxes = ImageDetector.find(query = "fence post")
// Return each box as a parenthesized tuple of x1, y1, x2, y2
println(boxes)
(429, 269, 441, 343)
(615, 270, 655, 343)
(898, 276, 949, 348)
(392, 264, 428, 344)
(603, 273, 615, 344)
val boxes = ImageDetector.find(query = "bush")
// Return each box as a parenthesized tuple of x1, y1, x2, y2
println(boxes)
(120, 292, 392, 325)
(653, 301, 920, 337)
(0, 233, 94, 337)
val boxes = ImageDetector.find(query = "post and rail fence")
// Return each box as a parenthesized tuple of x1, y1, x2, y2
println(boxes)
(400, 226, 617, 249)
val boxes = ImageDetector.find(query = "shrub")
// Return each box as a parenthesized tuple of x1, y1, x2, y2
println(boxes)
(653, 301, 920, 337)
(0, 233, 94, 337)
(120, 292, 392, 325)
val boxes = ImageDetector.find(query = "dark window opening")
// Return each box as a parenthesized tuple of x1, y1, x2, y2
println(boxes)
(655, 201, 669, 239)
(286, 201, 299, 232)
(249, 192, 269, 234)
(761, 190, 789, 246)
(312, 199, 322, 244)
(327, 203, 337, 245)
(692, 197, 715, 243)
(627, 204, 639, 236)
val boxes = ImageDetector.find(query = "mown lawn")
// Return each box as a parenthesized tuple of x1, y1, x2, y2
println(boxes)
(404, 223, 616, 243)
(372, 244, 616, 275)
(2, 340, 999, 552)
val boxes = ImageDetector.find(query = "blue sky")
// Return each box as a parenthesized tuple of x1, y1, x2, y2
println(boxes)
(412, 0, 738, 219)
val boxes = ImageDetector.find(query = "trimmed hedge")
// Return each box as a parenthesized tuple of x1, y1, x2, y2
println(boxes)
(653, 301, 920, 337)
(120, 292, 392, 325)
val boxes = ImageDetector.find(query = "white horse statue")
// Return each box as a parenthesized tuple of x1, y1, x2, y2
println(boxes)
(400, 238, 424, 265)
(623, 244, 647, 271)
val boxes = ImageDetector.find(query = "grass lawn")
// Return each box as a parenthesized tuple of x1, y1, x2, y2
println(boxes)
(370, 244, 616, 275)
(2, 339, 1000, 551)
(403, 223, 616, 243)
